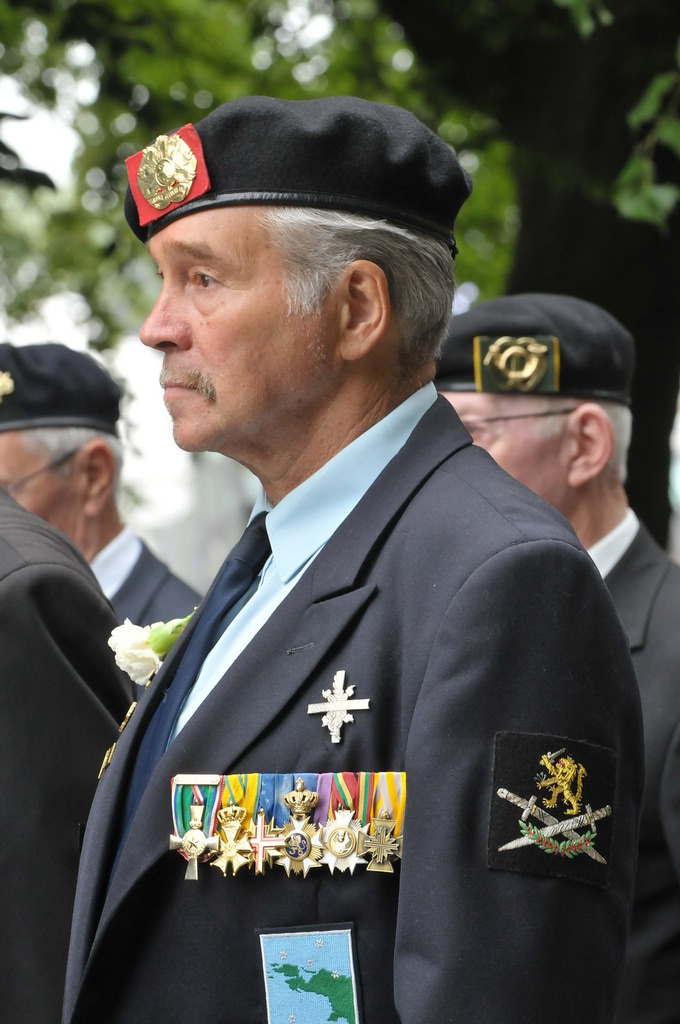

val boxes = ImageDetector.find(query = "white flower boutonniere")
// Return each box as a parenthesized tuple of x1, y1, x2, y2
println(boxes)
(108, 612, 194, 686)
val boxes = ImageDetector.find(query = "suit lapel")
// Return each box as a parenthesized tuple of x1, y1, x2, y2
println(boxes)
(110, 543, 166, 624)
(67, 396, 471, 1011)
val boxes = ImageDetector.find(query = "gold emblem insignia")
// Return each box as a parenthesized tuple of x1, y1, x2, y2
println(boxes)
(535, 748, 587, 816)
(211, 803, 253, 877)
(137, 133, 198, 211)
(483, 335, 551, 392)
(283, 777, 319, 818)
(0, 371, 15, 403)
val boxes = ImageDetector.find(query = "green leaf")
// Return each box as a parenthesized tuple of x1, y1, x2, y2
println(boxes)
(627, 71, 679, 130)
(148, 612, 195, 657)
(615, 154, 654, 190)
(552, 0, 613, 37)
(656, 116, 680, 157)
(615, 183, 680, 227)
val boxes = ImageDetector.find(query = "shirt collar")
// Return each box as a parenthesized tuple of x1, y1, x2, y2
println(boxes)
(587, 507, 639, 579)
(90, 524, 143, 600)
(252, 383, 437, 583)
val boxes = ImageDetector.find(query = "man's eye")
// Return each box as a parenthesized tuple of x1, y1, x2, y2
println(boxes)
(193, 273, 212, 288)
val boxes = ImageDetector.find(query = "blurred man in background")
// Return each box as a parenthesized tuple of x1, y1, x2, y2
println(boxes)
(0, 342, 201, 623)
(436, 291, 680, 1024)
(0, 484, 131, 1024)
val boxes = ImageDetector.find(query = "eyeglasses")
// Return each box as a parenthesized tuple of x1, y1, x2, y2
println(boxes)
(5, 448, 81, 496)
(462, 406, 579, 433)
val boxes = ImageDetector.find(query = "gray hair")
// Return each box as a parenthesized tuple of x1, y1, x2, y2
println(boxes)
(528, 396, 632, 484)
(257, 207, 455, 372)
(599, 400, 633, 484)
(20, 426, 124, 487)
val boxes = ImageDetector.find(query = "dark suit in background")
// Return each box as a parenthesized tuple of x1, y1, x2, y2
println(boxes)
(607, 524, 680, 1024)
(110, 540, 200, 625)
(0, 488, 131, 1024)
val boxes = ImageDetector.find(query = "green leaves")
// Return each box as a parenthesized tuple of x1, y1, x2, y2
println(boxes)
(518, 818, 596, 858)
(614, 62, 680, 227)
(627, 70, 679, 131)
(552, 0, 613, 38)
(614, 161, 680, 228)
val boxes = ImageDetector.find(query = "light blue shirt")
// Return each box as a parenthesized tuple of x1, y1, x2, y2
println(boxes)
(171, 382, 437, 738)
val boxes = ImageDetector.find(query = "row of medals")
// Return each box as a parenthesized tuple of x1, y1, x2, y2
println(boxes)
(171, 777, 403, 880)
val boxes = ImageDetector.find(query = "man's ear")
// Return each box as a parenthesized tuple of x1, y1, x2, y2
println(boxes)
(77, 439, 118, 516)
(565, 403, 615, 488)
(336, 260, 392, 362)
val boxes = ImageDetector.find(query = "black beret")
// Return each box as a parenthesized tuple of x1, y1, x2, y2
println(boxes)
(436, 293, 634, 405)
(124, 95, 472, 252)
(0, 343, 121, 435)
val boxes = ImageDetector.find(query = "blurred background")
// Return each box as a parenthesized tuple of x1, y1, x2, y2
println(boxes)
(1, 0, 679, 592)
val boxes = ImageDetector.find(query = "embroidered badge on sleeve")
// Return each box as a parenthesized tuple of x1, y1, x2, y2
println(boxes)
(488, 732, 617, 887)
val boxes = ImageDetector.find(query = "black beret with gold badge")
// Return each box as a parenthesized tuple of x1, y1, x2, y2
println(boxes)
(436, 293, 634, 405)
(124, 95, 472, 253)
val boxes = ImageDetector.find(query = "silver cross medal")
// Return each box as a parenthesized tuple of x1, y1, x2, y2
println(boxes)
(307, 670, 370, 743)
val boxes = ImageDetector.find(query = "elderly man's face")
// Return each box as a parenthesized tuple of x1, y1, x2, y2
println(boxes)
(141, 205, 342, 479)
(442, 391, 577, 513)
(0, 430, 80, 536)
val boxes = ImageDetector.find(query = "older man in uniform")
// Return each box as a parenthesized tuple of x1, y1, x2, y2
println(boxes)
(436, 291, 680, 1024)
(0, 342, 200, 623)
(64, 98, 643, 1024)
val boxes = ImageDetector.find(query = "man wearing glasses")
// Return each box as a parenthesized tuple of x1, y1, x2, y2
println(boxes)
(0, 342, 200, 624)
(436, 292, 680, 1024)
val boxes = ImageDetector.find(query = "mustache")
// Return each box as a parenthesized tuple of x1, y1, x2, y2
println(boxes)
(159, 367, 217, 402)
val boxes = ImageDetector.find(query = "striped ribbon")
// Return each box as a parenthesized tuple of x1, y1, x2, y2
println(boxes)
(171, 771, 406, 837)
(171, 777, 224, 838)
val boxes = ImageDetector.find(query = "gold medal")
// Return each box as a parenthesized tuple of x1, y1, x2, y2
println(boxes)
(210, 804, 253, 877)
(359, 813, 403, 873)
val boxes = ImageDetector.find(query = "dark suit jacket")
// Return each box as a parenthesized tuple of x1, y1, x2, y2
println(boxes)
(110, 540, 201, 625)
(63, 398, 644, 1024)
(0, 489, 131, 1024)
(607, 525, 680, 1024)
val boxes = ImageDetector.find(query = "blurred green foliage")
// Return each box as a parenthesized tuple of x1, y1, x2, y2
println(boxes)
(0, 0, 516, 346)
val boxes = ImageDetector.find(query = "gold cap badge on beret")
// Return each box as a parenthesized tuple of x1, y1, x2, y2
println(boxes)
(473, 335, 561, 394)
(125, 123, 211, 228)
(0, 371, 14, 403)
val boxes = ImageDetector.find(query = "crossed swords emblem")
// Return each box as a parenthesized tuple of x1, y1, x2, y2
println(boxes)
(496, 788, 611, 863)
(496, 747, 611, 864)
